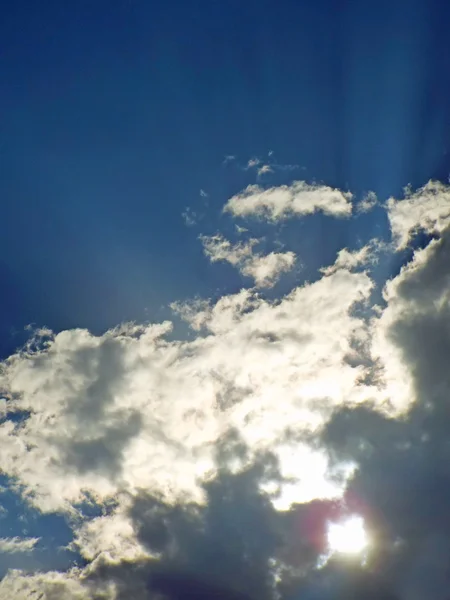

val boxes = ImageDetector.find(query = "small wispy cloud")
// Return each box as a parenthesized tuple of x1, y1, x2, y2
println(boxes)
(357, 191, 378, 213)
(257, 164, 273, 177)
(0, 537, 40, 554)
(182, 207, 198, 227)
(222, 155, 236, 165)
(320, 240, 382, 276)
(246, 158, 261, 169)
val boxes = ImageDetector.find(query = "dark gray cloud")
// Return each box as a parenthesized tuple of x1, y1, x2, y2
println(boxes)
(78, 429, 404, 600)
(320, 229, 450, 600)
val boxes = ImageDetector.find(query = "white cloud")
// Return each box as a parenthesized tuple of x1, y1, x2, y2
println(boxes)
(0, 538, 39, 554)
(387, 180, 450, 249)
(357, 191, 378, 213)
(246, 158, 261, 169)
(0, 568, 93, 600)
(200, 234, 259, 266)
(320, 240, 382, 276)
(71, 503, 150, 564)
(6, 175, 450, 598)
(257, 165, 274, 177)
(241, 251, 296, 287)
(224, 181, 353, 221)
(200, 233, 295, 288)
(0, 265, 374, 517)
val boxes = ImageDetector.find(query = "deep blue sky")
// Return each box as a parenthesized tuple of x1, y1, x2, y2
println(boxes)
(2, 0, 450, 358)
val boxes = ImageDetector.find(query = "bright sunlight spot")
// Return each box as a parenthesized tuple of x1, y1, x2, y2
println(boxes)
(326, 515, 368, 555)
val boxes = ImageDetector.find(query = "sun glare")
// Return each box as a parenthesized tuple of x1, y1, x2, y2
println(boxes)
(326, 515, 368, 555)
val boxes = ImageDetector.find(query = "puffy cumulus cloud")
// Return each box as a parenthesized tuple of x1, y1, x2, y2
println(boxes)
(224, 181, 352, 221)
(200, 233, 296, 287)
(0, 264, 373, 517)
(5, 178, 450, 599)
(387, 180, 450, 249)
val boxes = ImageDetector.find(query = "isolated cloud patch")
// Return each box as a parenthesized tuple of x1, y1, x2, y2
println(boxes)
(0, 538, 39, 554)
(320, 240, 382, 276)
(200, 234, 258, 266)
(200, 234, 296, 287)
(240, 251, 296, 287)
(224, 181, 352, 221)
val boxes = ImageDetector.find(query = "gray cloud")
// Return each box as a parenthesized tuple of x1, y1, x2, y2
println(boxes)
(319, 227, 450, 600)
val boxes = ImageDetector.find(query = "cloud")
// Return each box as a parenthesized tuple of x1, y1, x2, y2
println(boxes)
(70, 495, 151, 565)
(0, 538, 39, 554)
(240, 251, 296, 287)
(387, 180, 450, 249)
(246, 158, 261, 169)
(357, 191, 378, 214)
(200, 234, 259, 266)
(224, 181, 352, 221)
(200, 234, 296, 287)
(319, 225, 450, 599)
(0, 258, 374, 522)
(257, 165, 274, 177)
(182, 207, 198, 227)
(320, 240, 382, 276)
(0, 569, 92, 600)
(5, 178, 450, 598)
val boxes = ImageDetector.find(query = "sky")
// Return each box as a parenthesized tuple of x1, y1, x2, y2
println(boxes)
(2, 0, 450, 598)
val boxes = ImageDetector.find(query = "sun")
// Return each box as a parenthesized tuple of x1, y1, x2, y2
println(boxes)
(326, 515, 368, 555)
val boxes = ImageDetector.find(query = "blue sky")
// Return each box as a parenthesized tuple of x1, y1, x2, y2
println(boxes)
(2, 1, 450, 598)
